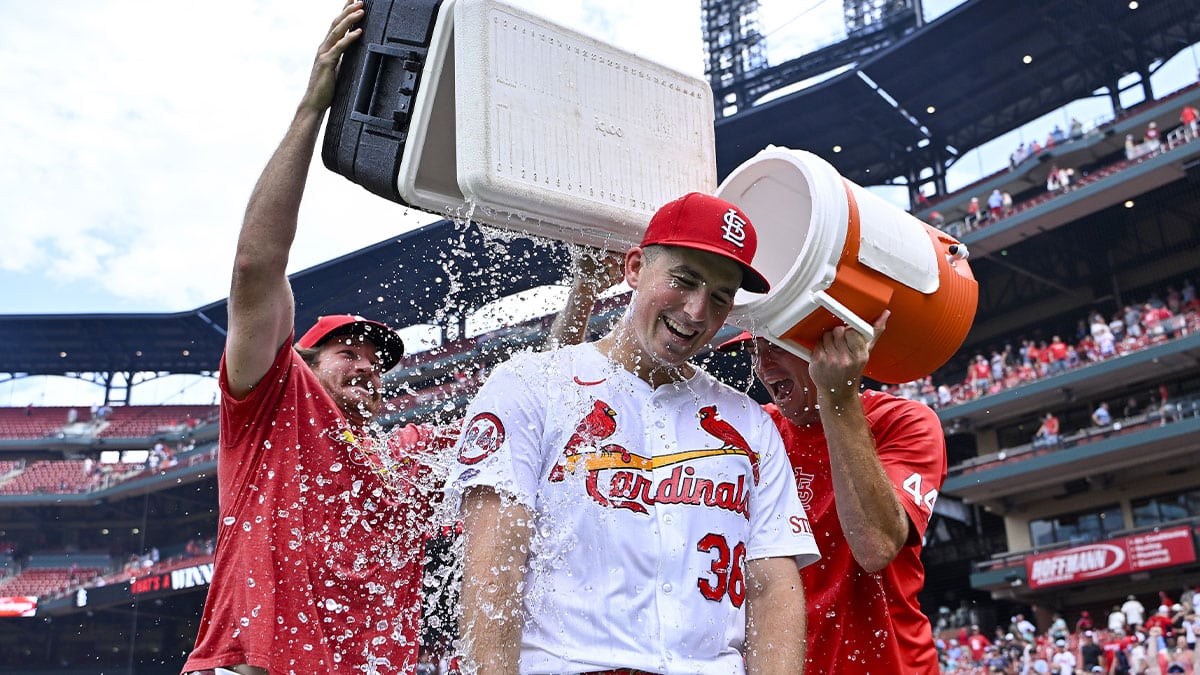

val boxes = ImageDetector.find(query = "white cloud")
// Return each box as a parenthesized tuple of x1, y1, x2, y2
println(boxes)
(0, 0, 707, 314)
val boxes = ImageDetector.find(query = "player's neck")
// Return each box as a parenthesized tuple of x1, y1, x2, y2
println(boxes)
(594, 329, 694, 389)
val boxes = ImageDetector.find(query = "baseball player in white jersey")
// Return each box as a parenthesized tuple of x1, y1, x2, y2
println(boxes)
(451, 193, 820, 674)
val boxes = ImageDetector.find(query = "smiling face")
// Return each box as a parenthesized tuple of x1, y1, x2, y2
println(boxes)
(751, 338, 820, 427)
(308, 335, 386, 425)
(616, 245, 741, 381)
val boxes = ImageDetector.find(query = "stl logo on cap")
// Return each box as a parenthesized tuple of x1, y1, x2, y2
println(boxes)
(721, 208, 748, 248)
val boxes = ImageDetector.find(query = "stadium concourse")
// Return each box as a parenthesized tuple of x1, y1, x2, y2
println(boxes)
(3, 0, 1200, 673)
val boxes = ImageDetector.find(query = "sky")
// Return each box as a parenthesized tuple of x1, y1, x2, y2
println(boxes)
(0, 0, 858, 319)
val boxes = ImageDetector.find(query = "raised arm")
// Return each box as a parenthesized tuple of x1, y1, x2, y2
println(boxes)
(1145, 626, 1163, 675)
(809, 312, 911, 572)
(545, 247, 625, 349)
(744, 556, 806, 674)
(224, 1, 364, 397)
(459, 487, 533, 675)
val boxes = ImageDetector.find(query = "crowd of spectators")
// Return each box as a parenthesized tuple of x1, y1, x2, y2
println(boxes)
(882, 280, 1199, 412)
(938, 588, 1200, 674)
(922, 98, 1200, 239)
(1008, 120, 1086, 171)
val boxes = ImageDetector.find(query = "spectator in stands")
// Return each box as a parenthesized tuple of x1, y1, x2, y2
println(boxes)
(180, 6, 460, 674)
(1001, 190, 1013, 216)
(1036, 339, 1053, 376)
(1145, 121, 1162, 153)
(1145, 605, 1175, 638)
(1047, 336, 1070, 375)
(967, 197, 982, 226)
(1110, 604, 1130, 633)
(1184, 105, 1200, 141)
(969, 354, 992, 394)
(988, 189, 1004, 219)
(1124, 594, 1148, 632)
(1069, 117, 1084, 140)
(1011, 143, 1026, 170)
(1080, 607, 1099, 634)
(1049, 613, 1070, 642)
(1126, 133, 1138, 160)
(1092, 402, 1112, 427)
(1015, 613, 1037, 641)
(1124, 304, 1143, 339)
(1052, 639, 1076, 674)
(1034, 412, 1061, 447)
(1048, 165, 1063, 193)
(1143, 302, 1172, 338)
(1181, 605, 1198, 650)
(1080, 631, 1103, 671)
(967, 625, 992, 665)
(1166, 286, 1183, 314)
(990, 350, 1005, 383)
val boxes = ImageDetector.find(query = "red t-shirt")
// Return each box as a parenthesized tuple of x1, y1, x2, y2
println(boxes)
(971, 361, 990, 381)
(183, 337, 456, 674)
(1049, 340, 1070, 361)
(767, 390, 947, 675)
(967, 633, 992, 662)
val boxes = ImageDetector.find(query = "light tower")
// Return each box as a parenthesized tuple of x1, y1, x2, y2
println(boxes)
(702, 0, 768, 117)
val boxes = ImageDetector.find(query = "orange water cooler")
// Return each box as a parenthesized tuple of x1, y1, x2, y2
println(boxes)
(716, 146, 978, 384)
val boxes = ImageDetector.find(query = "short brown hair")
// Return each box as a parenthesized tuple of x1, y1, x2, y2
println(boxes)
(296, 345, 321, 368)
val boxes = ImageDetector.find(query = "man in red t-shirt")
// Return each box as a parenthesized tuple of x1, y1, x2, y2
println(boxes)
(181, 5, 457, 673)
(1182, 104, 1200, 140)
(965, 624, 992, 664)
(721, 314, 947, 674)
(1048, 335, 1070, 374)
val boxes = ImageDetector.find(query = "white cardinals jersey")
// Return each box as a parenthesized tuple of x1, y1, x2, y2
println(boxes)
(450, 342, 819, 674)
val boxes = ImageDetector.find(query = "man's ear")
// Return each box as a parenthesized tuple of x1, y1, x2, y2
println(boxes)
(624, 247, 645, 290)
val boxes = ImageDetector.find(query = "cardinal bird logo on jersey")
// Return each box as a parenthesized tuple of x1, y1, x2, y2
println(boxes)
(698, 405, 760, 485)
(548, 400, 620, 481)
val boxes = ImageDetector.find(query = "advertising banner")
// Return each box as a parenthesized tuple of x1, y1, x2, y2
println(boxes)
(130, 562, 213, 598)
(0, 596, 38, 617)
(1025, 525, 1197, 589)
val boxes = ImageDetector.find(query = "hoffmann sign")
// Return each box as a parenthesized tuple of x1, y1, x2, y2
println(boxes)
(1026, 525, 1197, 589)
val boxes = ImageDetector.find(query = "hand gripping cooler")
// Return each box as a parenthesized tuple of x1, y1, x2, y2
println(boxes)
(322, 0, 718, 250)
(716, 147, 979, 384)
(323, 0, 445, 204)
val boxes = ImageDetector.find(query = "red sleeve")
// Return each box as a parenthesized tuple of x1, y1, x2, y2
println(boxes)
(863, 393, 948, 542)
(217, 333, 297, 451)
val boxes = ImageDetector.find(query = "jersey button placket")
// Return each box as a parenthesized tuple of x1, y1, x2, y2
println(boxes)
(647, 389, 682, 668)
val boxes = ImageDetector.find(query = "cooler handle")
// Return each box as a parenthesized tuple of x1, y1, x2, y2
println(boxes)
(813, 290, 876, 341)
(350, 43, 419, 130)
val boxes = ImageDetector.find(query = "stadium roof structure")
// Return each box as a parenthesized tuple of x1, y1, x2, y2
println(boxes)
(7, 0, 1200, 378)
(0, 219, 569, 376)
(716, 0, 1200, 187)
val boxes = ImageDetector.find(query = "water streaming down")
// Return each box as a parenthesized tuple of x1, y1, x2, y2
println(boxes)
(330, 200, 598, 665)
(316, 196, 841, 668)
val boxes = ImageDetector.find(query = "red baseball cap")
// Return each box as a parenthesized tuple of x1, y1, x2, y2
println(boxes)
(641, 192, 770, 293)
(296, 314, 405, 372)
(716, 330, 756, 351)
